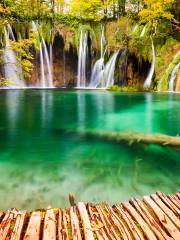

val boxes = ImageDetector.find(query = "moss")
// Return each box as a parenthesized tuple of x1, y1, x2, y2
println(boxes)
(107, 85, 146, 92)
(106, 17, 132, 52)
(157, 41, 180, 91)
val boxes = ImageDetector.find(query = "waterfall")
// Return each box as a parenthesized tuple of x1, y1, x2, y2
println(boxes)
(133, 25, 138, 33)
(100, 26, 106, 58)
(89, 58, 104, 88)
(101, 51, 119, 88)
(39, 43, 46, 88)
(77, 30, 88, 88)
(50, 43, 53, 80)
(140, 25, 146, 37)
(41, 38, 53, 88)
(89, 26, 119, 89)
(169, 62, 180, 92)
(157, 51, 180, 91)
(3, 27, 25, 88)
(7, 24, 15, 40)
(144, 36, 155, 89)
(89, 51, 119, 88)
(32, 21, 54, 88)
(77, 30, 83, 87)
(89, 26, 106, 88)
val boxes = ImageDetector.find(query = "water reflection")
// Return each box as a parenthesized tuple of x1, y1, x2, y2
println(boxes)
(145, 93, 153, 133)
(89, 92, 115, 130)
(41, 91, 53, 128)
(77, 92, 86, 130)
(6, 90, 24, 138)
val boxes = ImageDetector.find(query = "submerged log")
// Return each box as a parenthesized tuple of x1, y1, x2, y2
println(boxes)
(74, 129, 180, 149)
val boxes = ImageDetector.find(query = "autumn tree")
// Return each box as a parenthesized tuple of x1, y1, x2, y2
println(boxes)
(139, 0, 176, 23)
(69, 0, 104, 20)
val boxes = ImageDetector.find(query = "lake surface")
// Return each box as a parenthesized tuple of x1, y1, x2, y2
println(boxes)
(0, 89, 179, 210)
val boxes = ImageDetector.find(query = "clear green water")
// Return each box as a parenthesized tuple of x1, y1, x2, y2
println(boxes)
(0, 90, 179, 210)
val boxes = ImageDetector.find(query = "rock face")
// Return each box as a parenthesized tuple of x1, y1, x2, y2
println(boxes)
(29, 35, 78, 87)
(126, 55, 151, 87)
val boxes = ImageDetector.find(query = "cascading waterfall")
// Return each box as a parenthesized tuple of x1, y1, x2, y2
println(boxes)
(77, 30, 88, 88)
(89, 51, 119, 88)
(77, 30, 83, 87)
(157, 51, 180, 91)
(3, 26, 25, 88)
(39, 43, 46, 88)
(89, 58, 104, 88)
(100, 26, 106, 58)
(50, 43, 53, 80)
(41, 38, 53, 88)
(144, 36, 155, 88)
(32, 21, 54, 88)
(140, 25, 146, 37)
(89, 26, 119, 88)
(89, 26, 106, 88)
(7, 24, 15, 40)
(133, 25, 138, 33)
(101, 51, 119, 88)
(169, 62, 180, 92)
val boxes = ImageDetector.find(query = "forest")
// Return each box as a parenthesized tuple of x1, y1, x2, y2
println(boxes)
(0, 0, 179, 90)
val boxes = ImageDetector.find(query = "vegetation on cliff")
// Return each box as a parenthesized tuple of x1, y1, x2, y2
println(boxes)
(0, 0, 179, 89)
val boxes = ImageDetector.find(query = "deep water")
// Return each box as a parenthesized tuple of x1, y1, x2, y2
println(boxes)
(0, 89, 179, 210)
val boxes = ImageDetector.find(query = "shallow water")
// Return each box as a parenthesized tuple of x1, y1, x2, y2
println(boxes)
(0, 90, 179, 210)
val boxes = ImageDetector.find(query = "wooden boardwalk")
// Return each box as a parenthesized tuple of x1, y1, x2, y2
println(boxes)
(0, 191, 179, 240)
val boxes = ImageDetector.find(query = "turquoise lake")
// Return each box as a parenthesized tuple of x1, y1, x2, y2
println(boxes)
(0, 90, 179, 210)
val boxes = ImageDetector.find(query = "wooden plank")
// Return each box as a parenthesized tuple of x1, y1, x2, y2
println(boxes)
(23, 211, 42, 240)
(62, 209, 69, 240)
(70, 206, 82, 240)
(96, 205, 119, 240)
(43, 209, 56, 240)
(151, 194, 180, 229)
(0, 209, 16, 240)
(88, 205, 109, 240)
(143, 196, 180, 240)
(78, 202, 94, 240)
(115, 204, 144, 240)
(0, 191, 179, 240)
(0, 212, 4, 224)
(122, 202, 157, 240)
(10, 210, 27, 240)
(104, 204, 131, 240)
(130, 198, 171, 240)
(58, 209, 63, 240)
(172, 195, 180, 207)
(171, 194, 180, 207)
(168, 195, 180, 211)
(157, 192, 180, 215)
(176, 191, 180, 199)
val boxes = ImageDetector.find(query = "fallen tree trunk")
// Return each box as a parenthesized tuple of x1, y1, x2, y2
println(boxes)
(75, 129, 180, 149)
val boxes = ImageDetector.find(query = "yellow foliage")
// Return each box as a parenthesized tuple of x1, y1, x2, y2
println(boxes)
(69, 0, 104, 20)
(139, 0, 175, 23)
(0, 4, 12, 15)
(1, 32, 36, 78)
